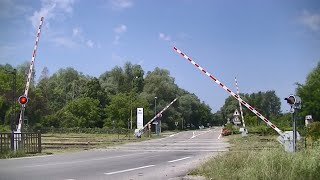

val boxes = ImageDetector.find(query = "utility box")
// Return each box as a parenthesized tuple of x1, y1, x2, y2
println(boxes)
(239, 128, 248, 137)
(277, 131, 301, 152)
(134, 129, 142, 138)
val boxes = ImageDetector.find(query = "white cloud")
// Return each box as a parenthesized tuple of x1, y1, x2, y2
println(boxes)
(72, 27, 81, 37)
(29, 0, 75, 29)
(86, 40, 94, 48)
(114, 24, 127, 34)
(159, 33, 171, 41)
(113, 24, 127, 45)
(299, 10, 320, 31)
(110, 0, 133, 10)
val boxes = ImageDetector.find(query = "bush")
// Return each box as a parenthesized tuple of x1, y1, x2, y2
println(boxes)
(0, 125, 10, 133)
(0, 150, 26, 159)
(248, 125, 277, 135)
(307, 121, 320, 141)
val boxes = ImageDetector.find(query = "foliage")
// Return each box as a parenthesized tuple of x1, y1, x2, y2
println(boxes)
(307, 121, 320, 141)
(0, 150, 26, 159)
(0, 125, 10, 132)
(3, 60, 317, 131)
(218, 90, 281, 126)
(296, 62, 320, 121)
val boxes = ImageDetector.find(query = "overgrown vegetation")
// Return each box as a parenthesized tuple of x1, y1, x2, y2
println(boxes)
(0, 150, 26, 159)
(190, 134, 320, 180)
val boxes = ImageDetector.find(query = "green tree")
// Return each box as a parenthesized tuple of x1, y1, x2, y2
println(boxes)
(296, 62, 320, 121)
(105, 93, 130, 128)
(57, 97, 102, 128)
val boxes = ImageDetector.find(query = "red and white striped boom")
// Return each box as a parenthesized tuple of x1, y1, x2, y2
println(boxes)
(173, 47, 283, 136)
(235, 77, 245, 128)
(17, 17, 44, 132)
(136, 98, 177, 135)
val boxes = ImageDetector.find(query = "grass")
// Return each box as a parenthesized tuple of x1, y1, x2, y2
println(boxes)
(41, 131, 165, 154)
(0, 150, 26, 159)
(0, 131, 167, 158)
(190, 134, 320, 180)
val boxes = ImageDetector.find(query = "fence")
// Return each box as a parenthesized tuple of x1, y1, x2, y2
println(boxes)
(0, 132, 41, 154)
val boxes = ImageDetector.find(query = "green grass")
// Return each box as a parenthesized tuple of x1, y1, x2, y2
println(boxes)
(0, 150, 26, 159)
(190, 134, 320, 180)
(41, 132, 165, 154)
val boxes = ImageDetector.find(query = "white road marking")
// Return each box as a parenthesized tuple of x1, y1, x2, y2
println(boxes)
(168, 156, 191, 163)
(190, 131, 195, 139)
(104, 165, 155, 175)
(190, 130, 212, 139)
(64, 179, 75, 180)
(158, 132, 181, 140)
(21, 152, 149, 168)
(8, 155, 54, 160)
(218, 128, 223, 139)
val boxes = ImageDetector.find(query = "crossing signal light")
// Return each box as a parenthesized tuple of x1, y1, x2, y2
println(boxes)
(285, 94, 302, 110)
(18, 96, 28, 105)
(284, 95, 295, 105)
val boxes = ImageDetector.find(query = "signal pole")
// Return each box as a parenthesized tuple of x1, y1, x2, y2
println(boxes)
(285, 94, 302, 152)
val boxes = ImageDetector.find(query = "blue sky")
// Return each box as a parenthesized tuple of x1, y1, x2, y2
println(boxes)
(1, 0, 319, 113)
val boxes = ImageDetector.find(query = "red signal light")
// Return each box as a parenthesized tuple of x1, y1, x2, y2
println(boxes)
(18, 96, 28, 105)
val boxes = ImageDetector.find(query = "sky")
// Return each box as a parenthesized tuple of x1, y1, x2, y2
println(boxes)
(0, 0, 319, 113)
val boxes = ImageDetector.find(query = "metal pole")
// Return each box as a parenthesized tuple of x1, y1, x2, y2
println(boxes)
(155, 97, 158, 135)
(292, 111, 296, 152)
(130, 80, 133, 129)
(13, 69, 16, 131)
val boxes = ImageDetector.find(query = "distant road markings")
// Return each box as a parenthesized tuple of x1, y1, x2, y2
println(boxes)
(168, 156, 191, 163)
(64, 179, 75, 180)
(190, 130, 212, 139)
(104, 165, 156, 175)
(8, 155, 54, 160)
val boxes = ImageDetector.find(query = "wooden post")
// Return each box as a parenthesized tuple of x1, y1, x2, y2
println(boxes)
(38, 130, 41, 153)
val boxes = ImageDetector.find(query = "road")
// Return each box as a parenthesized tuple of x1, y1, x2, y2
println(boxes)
(0, 127, 229, 180)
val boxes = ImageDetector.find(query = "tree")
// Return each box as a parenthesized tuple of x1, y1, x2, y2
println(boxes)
(57, 97, 102, 128)
(143, 67, 178, 102)
(85, 77, 107, 107)
(44, 67, 89, 112)
(296, 62, 320, 121)
(217, 91, 281, 127)
(105, 93, 130, 128)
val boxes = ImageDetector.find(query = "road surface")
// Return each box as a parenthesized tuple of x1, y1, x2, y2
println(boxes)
(0, 127, 229, 180)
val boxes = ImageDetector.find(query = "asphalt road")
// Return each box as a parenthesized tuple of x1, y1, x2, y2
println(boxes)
(0, 127, 229, 180)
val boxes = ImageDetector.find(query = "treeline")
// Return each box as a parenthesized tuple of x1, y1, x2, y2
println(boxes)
(0, 62, 215, 131)
(216, 62, 320, 133)
(1, 61, 319, 132)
